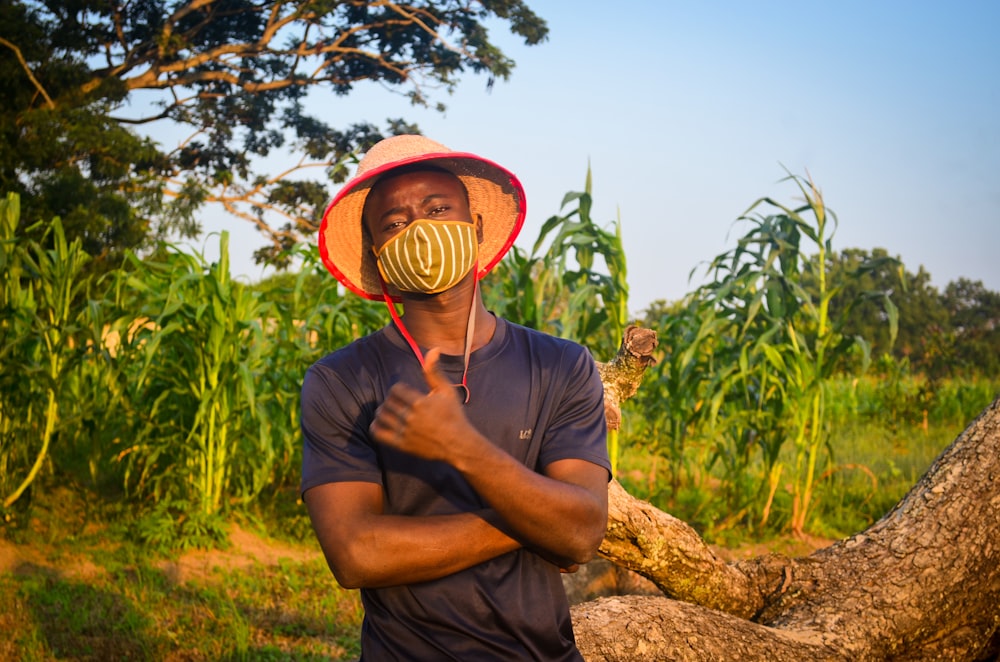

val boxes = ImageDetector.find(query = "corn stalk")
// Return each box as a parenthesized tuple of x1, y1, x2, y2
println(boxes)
(484, 166, 631, 470)
(115, 232, 272, 517)
(0, 194, 91, 510)
(694, 172, 899, 534)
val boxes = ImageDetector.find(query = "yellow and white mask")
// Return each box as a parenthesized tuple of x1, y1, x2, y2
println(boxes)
(374, 219, 479, 294)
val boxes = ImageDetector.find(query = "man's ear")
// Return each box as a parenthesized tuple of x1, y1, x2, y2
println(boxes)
(475, 213, 484, 243)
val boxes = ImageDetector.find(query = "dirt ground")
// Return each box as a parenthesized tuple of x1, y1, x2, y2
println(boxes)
(0, 521, 322, 585)
(0, 523, 831, 590)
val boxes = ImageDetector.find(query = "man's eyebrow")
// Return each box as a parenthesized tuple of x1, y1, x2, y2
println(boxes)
(419, 192, 457, 206)
(376, 193, 457, 223)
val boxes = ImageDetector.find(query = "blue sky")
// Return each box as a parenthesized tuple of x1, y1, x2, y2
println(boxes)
(210, 0, 1000, 314)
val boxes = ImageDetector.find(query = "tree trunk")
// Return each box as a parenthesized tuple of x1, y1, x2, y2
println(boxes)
(571, 396, 1000, 661)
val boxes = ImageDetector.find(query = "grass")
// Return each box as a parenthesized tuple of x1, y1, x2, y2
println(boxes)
(0, 484, 363, 661)
(806, 419, 953, 533)
(615, 408, 973, 546)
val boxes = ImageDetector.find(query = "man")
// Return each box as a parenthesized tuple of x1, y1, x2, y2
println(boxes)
(300, 134, 611, 660)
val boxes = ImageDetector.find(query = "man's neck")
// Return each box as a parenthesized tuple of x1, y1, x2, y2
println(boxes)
(396, 284, 496, 356)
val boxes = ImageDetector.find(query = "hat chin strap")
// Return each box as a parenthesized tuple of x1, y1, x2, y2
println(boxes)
(378, 268, 477, 405)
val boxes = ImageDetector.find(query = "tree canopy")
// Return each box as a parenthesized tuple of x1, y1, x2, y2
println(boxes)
(823, 249, 1000, 378)
(1, 0, 547, 269)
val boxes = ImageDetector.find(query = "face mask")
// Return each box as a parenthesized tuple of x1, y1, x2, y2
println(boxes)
(375, 219, 479, 294)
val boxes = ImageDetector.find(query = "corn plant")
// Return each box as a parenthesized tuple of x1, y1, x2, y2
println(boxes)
(694, 173, 899, 534)
(112, 233, 274, 542)
(484, 166, 629, 359)
(628, 295, 729, 503)
(484, 167, 630, 471)
(0, 194, 92, 512)
(50, 286, 129, 491)
(253, 244, 388, 490)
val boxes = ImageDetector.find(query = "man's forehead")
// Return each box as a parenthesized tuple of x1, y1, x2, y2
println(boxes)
(364, 167, 470, 220)
(369, 166, 465, 196)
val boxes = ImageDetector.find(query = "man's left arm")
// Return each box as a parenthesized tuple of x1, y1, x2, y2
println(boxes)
(474, 454, 609, 567)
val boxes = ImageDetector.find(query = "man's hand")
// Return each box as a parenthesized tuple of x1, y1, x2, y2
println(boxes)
(369, 348, 477, 462)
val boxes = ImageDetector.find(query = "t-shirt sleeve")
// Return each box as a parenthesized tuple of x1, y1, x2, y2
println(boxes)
(537, 344, 612, 479)
(299, 361, 383, 496)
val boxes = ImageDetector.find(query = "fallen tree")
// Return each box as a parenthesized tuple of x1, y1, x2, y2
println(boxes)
(580, 328, 1000, 660)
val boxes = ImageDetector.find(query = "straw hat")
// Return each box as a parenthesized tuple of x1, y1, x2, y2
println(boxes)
(318, 135, 527, 301)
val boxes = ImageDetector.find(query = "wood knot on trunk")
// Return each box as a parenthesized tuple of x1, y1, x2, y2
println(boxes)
(596, 326, 658, 430)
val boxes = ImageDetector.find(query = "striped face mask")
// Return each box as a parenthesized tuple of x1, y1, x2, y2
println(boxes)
(375, 219, 479, 294)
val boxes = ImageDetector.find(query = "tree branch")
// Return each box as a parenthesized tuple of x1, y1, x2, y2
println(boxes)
(0, 37, 55, 109)
(574, 396, 1000, 660)
(596, 325, 657, 429)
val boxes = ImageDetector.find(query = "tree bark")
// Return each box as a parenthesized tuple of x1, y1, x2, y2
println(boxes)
(572, 396, 1000, 661)
(595, 325, 657, 430)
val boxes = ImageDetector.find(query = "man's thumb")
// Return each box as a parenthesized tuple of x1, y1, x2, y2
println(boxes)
(422, 347, 450, 391)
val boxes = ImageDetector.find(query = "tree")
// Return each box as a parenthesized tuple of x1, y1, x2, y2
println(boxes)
(827, 252, 1000, 379)
(822, 247, 905, 367)
(941, 278, 1000, 377)
(825, 249, 951, 373)
(573, 332, 1000, 660)
(1, 0, 548, 269)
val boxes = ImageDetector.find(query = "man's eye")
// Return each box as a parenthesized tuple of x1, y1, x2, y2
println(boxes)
(429, 206, 449, 215)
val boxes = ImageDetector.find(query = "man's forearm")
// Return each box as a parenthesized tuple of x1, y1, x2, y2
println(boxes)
(452, 441, 609, 565)
(310, 500, 521, 589)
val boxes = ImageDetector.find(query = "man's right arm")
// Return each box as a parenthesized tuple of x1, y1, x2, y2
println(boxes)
(304, 481, 521, 589)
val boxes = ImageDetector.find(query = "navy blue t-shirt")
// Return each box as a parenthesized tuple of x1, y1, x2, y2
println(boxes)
(300, 316, 610, 661)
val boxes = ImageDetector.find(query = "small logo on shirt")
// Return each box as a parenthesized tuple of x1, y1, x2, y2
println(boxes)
(519, 429, 533, 440)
